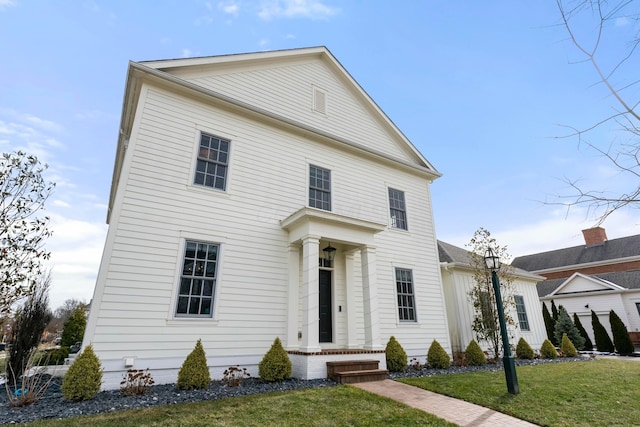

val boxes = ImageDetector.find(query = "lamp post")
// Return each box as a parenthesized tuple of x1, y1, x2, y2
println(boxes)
(484, 247, 519, 395)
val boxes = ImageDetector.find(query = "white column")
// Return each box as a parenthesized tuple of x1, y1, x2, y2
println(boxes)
(300, 235, 321, 352)
(344, 250, 359, 348)
(361, 245, 383, 350)
(285, 243, 300, 350)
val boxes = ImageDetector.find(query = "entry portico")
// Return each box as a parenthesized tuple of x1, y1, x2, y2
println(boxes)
(280, 207, 387, 377)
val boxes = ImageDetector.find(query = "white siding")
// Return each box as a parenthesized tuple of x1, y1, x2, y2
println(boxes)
(172, 57, 419, 165)
(441, 267, 546, 353)
(85, 80, 447, 385)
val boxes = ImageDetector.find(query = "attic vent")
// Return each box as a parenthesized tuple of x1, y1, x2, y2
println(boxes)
(313, 87, 327, 114)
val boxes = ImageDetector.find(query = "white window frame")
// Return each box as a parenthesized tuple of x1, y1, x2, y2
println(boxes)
(514, 295, 530, 331)
(388, 188, 408, 230)
(193, 132, 230, 191)
(174, 240, 220, 318)
(308, 164, 331, 211)
(395, 267, 417, 322)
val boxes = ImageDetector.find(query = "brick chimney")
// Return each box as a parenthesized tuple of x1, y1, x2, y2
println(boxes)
(582, 227, 608, 247)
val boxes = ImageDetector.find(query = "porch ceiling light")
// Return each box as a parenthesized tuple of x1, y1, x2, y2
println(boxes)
(323, 242, 336, 262)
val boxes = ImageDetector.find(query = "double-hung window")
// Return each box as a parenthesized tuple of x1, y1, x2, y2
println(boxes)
(395, 268, 416, 322)
(175, 241, 219, 317)
(309, 165, 331, 210)
(514, 295, 530, 331)
(194, 133, 230, 190)
(388, 188, 408, 230)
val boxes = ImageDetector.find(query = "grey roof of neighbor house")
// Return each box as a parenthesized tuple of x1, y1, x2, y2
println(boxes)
(437, 240, 541, 279)
(511, 234, 640, 272)
(537, 270, 640, 297)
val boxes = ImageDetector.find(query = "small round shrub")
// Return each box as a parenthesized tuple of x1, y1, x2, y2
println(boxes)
(464, 340, 486, 366)
(61, 344, 103, 401)
(385, 336, 408, 372)
(561, 333, 577, 357)
(258, 337, 292, 382)
(540, 339, 558, 359)
(516, 338, 534, 360)
(177, 339, 211, 390)
(427, 340, 450, 369)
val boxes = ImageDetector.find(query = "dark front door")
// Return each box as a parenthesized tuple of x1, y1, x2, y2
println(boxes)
(319, 269, 332, 343)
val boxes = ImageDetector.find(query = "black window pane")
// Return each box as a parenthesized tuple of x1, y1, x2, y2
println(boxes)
(182, 260, 194, 276)
(179, 278, 191, 294)
(201, 298, 212, 315)
(188, 298, 200, 314)
(203, 280, 214, 296)
(177, 297, 189, 314)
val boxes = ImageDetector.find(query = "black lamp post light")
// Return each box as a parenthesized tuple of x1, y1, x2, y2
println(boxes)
(484, 247, 519, 395)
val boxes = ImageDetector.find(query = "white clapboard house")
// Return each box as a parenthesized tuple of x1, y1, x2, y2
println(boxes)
(83, 47, 451, 388)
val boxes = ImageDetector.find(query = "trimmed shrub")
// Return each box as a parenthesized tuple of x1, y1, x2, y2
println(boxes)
(610, 310, 635, 355)
(591, 310, 615, 352)
(464, 340, 486, 366)
(258, 337, 292, 382)
(561, 333, 577, 357)
(177, 339, 211, 390)
(385, 336, 408, 372)
(542, 302, 556, 345)
(427, 340, 450, 369)
(553, 307, 585, 350)
(551, 300, 559, 321)
(516, 337, 535, 359)
(61, 345, 103, 401)
(573, 313, 593, 351)
(540, 339, 558, 359)
(61, 307, 86, 348)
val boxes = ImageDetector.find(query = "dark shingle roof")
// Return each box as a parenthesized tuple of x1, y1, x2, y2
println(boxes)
(512, 234, 640, 272)
(437, 240, 473, 264)
(537, 269, 640, 297)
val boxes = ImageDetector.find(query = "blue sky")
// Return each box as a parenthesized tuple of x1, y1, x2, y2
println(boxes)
(1, 0, 638, 310)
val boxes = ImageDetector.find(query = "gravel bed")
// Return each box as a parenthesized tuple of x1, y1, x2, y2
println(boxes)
(0, 357, 590, 425)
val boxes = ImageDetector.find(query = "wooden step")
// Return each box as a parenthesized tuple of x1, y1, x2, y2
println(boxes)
(326, 359, 380, 377)
(333, 369, 389, 384)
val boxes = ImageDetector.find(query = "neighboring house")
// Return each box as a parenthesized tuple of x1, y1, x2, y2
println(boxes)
(512, 227, 640, 346)
(438, 241, 547, 354)
(83, 47, 451, 389)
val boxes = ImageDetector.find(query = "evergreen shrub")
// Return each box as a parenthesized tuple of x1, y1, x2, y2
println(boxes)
(427, 340, 450, 369)
(516, 337, 535, 359)
(610, 310, 635, 355)
(554, 307, 585, 350)
(573, 313, 593, 351)
(591, 310, 615, 352)
(258, 337, 292, 382)
(542, 302, 556, 345)
(177, 339, 211, 390)
(464, 340, 486, 366)
(385, 336, 408, 372)
(540, 339, 558, 359)
(561, 333, 577, 357)
(61, 345, 103, 401)
(61, 307, 86, 348)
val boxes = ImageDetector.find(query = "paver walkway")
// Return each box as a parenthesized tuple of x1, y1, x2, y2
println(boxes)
(353, 379, 537, 427)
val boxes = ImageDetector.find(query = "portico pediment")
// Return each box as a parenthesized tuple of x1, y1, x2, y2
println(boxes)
(280, 207, 386, 245)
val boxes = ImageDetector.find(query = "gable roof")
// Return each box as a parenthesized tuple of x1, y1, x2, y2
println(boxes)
(512, 234, 640, 272)
(537, 269, 640, 297)
(108, 46, 441, 223)
(438, 240, 543, 280)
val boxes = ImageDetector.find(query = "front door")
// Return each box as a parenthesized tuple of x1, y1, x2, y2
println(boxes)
(319, 269, 332, 343)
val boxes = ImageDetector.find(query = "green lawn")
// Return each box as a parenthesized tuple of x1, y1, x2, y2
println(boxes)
(24, 385, 455, 427)
(400, 358, 640, 427)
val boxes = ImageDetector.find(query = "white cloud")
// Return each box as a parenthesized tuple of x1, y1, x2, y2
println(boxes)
(218, 1, 239, 15)
(181, 48, 198, 58)
(52, 199, 71, 208)
(615, 17, 630, 27)
(258, 0, 339, 21)
(45, 215, 108, 309)
(0, 0, 14, 10)
(259, 38, 269, 47)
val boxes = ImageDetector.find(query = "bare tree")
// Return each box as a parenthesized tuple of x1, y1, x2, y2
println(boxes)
(0, 151, 55, 314)
(552, 1, 640, 223)
(466, 228, 517, 359)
